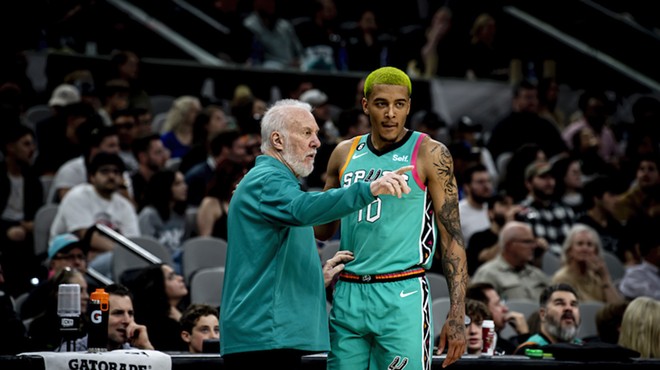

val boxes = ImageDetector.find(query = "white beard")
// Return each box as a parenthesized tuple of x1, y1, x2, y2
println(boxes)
(282, 147, 314, 178)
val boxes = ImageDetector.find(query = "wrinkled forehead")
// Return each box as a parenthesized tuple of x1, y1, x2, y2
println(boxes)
(287, 109, 318, 132)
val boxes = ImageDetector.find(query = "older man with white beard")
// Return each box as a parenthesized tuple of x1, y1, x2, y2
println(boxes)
(514, 283, 583, 354)
(220, 99, 413, 370)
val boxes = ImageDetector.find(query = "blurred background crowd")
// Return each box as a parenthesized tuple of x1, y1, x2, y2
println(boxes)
(0, 0, 659, 360)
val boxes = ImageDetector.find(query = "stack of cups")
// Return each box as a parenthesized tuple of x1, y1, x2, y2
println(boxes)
(481, 319, 497, 357)
(57, 284, 81, 327)
(57, 283, 81, 351)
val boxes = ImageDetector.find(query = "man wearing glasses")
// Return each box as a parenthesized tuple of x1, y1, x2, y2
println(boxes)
(47, 233, 88, 277)
(471, 221, 549, 302)
(20, 233, 89, 319)
(112, 108, 140, 174)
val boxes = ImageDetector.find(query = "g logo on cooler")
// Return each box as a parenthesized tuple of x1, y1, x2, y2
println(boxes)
(91, 309, 103, 324)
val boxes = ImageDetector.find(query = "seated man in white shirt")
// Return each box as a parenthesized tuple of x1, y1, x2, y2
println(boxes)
(50, 152, 140, 278)
(459, 163, 494, 244)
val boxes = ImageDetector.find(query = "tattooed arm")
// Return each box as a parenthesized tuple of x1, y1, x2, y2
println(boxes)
(419, 136, 467, 367)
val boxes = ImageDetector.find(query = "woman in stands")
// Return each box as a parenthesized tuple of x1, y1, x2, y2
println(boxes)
(196, 159, 247, 240)
(138, 169, 190, 274)
(123, 263, 189, 352)
(178, 104, 232, 175)
(160, 95, 201, 159)
(618, 296, 660, 359)
(551, 224, 623, 303)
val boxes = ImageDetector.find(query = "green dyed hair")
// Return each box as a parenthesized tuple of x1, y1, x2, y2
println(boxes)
(363, 66, 412, 98)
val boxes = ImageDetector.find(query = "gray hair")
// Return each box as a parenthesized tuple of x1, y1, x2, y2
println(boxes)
(260, 99, 313, 153)
(560, 223, 603, 265)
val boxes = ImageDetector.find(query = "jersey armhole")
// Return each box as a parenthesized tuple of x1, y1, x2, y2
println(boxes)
(412, 133, 426, 190)
(339, 135, 363, 179)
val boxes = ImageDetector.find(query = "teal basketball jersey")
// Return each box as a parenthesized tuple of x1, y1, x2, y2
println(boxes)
(338, 130, 437, 274)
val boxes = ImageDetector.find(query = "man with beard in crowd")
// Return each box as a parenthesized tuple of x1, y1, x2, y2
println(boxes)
(130, 134, 169, 211)
(515, 160, 575, 256)
(458, 163, 494, 245)
(514, 283, 582, 354)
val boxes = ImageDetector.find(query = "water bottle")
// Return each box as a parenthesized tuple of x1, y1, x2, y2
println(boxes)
(88, 288, 109, 352)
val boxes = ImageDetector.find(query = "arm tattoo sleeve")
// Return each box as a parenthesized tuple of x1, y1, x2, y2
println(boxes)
(432, 145, 465, 248)
(431, 145, 469, 301)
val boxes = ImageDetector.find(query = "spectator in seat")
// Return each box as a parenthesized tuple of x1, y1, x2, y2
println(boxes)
(21, 233, 89, 320)
(123, 263, 189, 352)
(471, 221, 549, 302)
(130, 134, 169, 212)
(57, 283, 154, 351)
(617, 296, 660, 359)
(49, 152, 140, 276)
(28, 267, 89, 351)
(0, 124, 43, 296)
(138, 170, 190, 273)
(551, 223, 624, 304)
(515, 160, 575, 256)
(618, 216, 660, 300)
(179, 303, 220, 354)
(196, 159, 247, 240)
(467, 192, 522, 276)
(514, 283, 582, 354)
(466, 282, 531, 354)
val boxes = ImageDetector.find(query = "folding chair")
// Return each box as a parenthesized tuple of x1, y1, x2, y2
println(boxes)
(181, 236, 228, 285)
(189, 266, 224, 308)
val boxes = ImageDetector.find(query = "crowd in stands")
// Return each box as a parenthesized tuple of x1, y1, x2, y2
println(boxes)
(0, 0, 659, 361)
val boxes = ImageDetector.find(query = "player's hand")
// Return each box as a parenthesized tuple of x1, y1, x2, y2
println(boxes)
(369, 166, 413, 198)
(323, 250, 354, 287)
(436, 312, 467, 367)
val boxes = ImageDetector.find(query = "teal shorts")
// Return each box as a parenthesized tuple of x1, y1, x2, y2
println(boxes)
(327, 273, 433, 370)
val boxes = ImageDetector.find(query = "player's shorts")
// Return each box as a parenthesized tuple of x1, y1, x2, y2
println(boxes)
(328, 268, 433, 370)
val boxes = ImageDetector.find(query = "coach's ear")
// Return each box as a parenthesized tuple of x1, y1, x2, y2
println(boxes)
(271, 131, 284, 151)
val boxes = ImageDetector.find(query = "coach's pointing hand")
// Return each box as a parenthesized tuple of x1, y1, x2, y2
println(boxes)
(369, 165, 413, 198)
